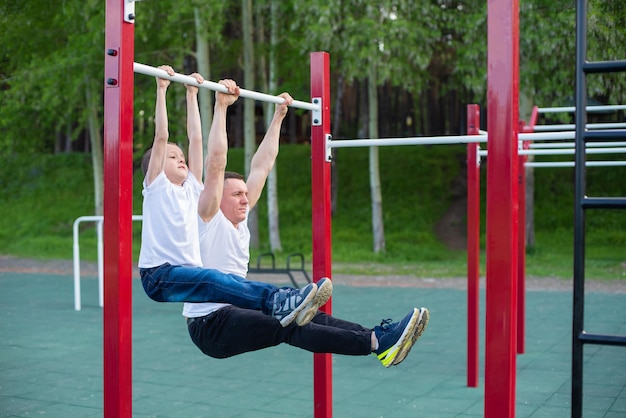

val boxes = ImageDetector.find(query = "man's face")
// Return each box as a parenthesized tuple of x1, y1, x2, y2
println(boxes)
(221, 178, 249, 226)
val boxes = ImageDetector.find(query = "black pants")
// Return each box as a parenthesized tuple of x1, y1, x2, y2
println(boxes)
(187, 306, 372, 359)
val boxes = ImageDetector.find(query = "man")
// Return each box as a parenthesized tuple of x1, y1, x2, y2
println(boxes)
(184, 86, 428, 367)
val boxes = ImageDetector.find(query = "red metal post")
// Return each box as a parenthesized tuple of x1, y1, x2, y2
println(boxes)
(466, 104, 481, 388)
(485, 0, 519, 416)
(103, 1, 134, 417)
(310, 51, 332, 418)
(517, 140, 529, 354)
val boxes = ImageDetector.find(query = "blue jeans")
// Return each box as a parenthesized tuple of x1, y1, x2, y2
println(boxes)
(140, 263, 280, 314)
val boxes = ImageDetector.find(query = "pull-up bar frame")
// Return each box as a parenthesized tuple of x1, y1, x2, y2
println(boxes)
(104, 2, 328, 417)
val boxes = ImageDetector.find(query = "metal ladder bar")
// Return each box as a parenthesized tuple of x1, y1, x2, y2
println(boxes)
(572, 2, 626, 417)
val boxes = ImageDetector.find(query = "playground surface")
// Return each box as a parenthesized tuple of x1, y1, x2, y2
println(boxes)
(1, 260, 625, 417)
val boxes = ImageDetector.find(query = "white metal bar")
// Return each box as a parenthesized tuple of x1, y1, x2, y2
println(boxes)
(479, 147, 626, 157)
(521, 147, 626, 156)
(525, 161, 626, 168)
(528, 141, 626, 149)
(533, 122, 626, 131)
(133, 62, 319, 111)
(73, 215, 143, 311)
(537, 104, 626, 113)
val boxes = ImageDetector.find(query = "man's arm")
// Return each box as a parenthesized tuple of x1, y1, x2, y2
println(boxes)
(185, 73, 205, 183)
(144, 65, 175, 186)
(246, 93, 293, 209)
(198, 79, 240, 222)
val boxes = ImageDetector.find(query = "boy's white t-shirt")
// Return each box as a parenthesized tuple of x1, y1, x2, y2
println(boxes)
(182, 210, 250, 318)
(138, 171, 204, 269)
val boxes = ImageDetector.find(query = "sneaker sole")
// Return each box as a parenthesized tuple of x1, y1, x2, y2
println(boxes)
(391, 307, 429, 367)
(295, 278, 333, 326)
(278, 284, 318, 327)
(378, 308, 420, 368)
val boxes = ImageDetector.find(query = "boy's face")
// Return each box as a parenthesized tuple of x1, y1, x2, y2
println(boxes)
(163, 143, 188, 186)
(220, 178, 249, 226)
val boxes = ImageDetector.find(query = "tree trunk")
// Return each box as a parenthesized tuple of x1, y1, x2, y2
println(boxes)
(257, 0, 282, 252)
(194, 8, 212, 149)
(368, 58, 385, 253)
(242, 0, 259, 249)
(331, 70, 345, 217)
(85, 78, 103, 216)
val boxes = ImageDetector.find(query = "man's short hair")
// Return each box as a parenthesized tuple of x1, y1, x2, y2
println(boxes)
(224, 171, 244, 181)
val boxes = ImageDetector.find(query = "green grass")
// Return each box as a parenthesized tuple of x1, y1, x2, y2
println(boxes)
(1, 146, 625, 281)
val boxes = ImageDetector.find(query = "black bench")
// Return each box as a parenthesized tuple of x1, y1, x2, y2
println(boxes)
(248, 252, 312, 288)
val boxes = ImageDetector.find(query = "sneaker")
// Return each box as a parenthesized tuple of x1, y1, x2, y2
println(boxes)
(295, 277, 333, 326)
(272, 283, 317, 327)
(394, 307, 429, 367)
(373, 308, 423, 368)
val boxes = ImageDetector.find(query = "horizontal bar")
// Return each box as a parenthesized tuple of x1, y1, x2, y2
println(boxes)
(584, 130, 626, 142)
(583, 60, 626, 74)
(529, 141, 626, 149)
(534, 123, 626, 132)
(581, 197, 626, 209)
(524, 161, 626, 168)
(578, 332, 626, 346)
(329, 130, 620, 150)
(133, 62, 319, 111)
(480, 147, 626, 157)
(538, 104, 626, 114)
(329, 135, 488, 148)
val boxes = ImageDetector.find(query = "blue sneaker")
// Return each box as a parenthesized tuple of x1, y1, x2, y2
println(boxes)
(394, 307, 429, 366)
(272, 283, 317, 327)
(373, 308, 427, 368)
(296, 277, 333, 326)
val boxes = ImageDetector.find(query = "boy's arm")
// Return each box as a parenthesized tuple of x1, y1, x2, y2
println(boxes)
(246, 93, 293, 210)
(198, 79, 240, 222)
(185, 73, 205, 183)
(145, 65, 175, 186)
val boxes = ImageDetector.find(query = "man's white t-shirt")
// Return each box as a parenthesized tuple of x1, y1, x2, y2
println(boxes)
(182, 210, 250, 318)
(138, 171, 204, 269)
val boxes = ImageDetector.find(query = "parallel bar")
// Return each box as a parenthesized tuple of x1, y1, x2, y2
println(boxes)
(583, 60, 626, 74)
(538, 104, 626, 113)
(529, 141, 626, 149)
(525, 161, 626, 168)
(519, 147, 626, 156)
(134, 62, 319, 111)
(480, 147, 626, 157)
(578, 333, 626, 346)
(584, 130, 626, 141)
(327, 131, 600, 149)
(534, 122, 626, 131)
(581, 197, 626, 209)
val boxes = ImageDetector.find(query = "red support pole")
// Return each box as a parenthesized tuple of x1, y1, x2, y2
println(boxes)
(103, 1, 134, 417)
(310, 51, 332, 418)
(466, 104, 481, 388)
(485, 0, 519, 416)
(517, 140, 529, 354)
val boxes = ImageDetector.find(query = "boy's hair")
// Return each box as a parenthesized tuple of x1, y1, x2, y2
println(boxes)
(141, 142, 183, 175)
